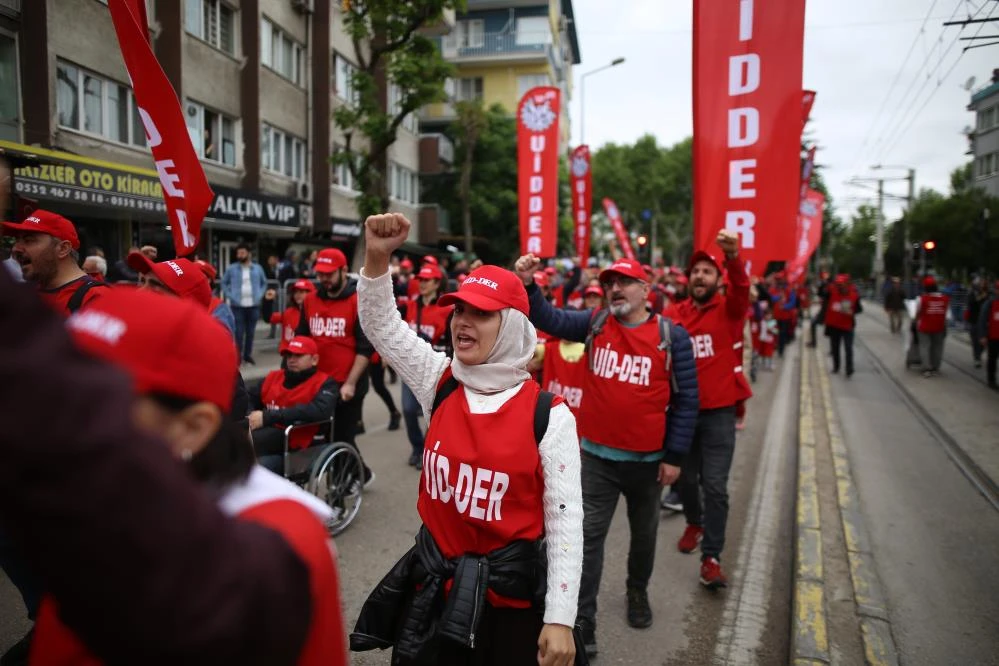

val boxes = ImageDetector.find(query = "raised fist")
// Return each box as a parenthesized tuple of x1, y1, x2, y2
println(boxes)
(514, 254, 543, 286)
(715, 229, 739, 258)
(365, 213, 411, 257)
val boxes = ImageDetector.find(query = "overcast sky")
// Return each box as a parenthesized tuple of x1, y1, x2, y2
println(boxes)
(570, 0, 998, 224)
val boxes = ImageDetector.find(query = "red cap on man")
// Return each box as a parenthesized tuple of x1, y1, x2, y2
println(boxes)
(687, 250, 721, 276)
(599, 258, 647, 283)
(583, 285, 604, 297)
(1, 210, 80, 250)
(194, 259, 217, 282)
(292, 278, 316, 292)
(422, 255, 439, 266)
(127, 252, 212, 309)
(438, 265, 530, 316)
(400, 258, 414, 270)
(67, 288, 238, 411)
(314, 248, 347, 273)
(284, 335, 319, 356)
(922, 275, 937, 288)
(533, 271, 551, 288)
(417, 264, 444, 281)
(544, 266, 557, 276)
(834, 273, 851, 284)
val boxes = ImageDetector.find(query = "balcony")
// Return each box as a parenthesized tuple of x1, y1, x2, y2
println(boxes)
(0, 0, 21, 17)
(419, 134, 454, 175)
(420, 8, 456, 37)
(440, 31, 555, 66)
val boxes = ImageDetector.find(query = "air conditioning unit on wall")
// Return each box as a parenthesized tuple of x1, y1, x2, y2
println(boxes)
(292, 0, 314, 14)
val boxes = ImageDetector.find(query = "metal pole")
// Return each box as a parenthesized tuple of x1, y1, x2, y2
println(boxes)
(874, 178, 885, 296)
(580, 75, 586, 146)
(904, 169, 914, 290)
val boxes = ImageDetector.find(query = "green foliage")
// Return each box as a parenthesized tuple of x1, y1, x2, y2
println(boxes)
(331, 0, 461, 218)
(830, 204, 878, 278)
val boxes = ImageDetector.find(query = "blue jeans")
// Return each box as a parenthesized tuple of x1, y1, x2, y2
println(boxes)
(232, 306, 259, 360)
(680, 406, 737, 560)
(401, 383, 424, 456)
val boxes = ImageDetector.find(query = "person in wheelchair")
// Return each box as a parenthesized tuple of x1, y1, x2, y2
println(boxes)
(248, 336, 339, 475)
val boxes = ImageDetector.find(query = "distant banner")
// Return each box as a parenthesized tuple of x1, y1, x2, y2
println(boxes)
(570, 145, 592, 265)
(802, 90, 815, 130)
(602, 198, 635, 260)
(692, 0, 806, 276)
(800, 145, 816, 201)
(517, 86, 561, 258)
(109, 0, 213, 257)
(787, 188, 824, 283)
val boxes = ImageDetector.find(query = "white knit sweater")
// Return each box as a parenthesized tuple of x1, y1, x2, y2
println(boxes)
(357, 268, 583, 627)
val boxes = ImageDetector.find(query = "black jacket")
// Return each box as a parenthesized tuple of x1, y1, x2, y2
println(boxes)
(248, 368, 338, 426)
(350, 526, 543, 664)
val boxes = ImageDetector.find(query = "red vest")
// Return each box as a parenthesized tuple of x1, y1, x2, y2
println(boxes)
(541, 340, 587, 418)
(824, 287, 858, 331)
(260, 370, 331, 449)
(577, 314, 670, 451)
(566, 288, 584, 310)
(30, 498, 346, 666)
(917, 293, 949, 333)
(276, 306, 303, 354)
(988, 300, 999, 341)
(304, 292, 359, 383)
(666, 294, 741, 410)
(404, 297, 452, 346)
(419, 372, 549, 606)
(771, 288, 793, 321)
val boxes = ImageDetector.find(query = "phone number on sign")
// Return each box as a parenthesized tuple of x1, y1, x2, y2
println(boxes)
(15, 180, 166, 212)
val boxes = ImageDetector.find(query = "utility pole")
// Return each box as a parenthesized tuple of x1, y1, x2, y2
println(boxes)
(903, 169, 914, 290)
(874, 178, 885, 296)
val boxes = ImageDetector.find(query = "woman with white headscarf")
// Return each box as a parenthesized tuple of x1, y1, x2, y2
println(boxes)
(351, 214, 583, 666)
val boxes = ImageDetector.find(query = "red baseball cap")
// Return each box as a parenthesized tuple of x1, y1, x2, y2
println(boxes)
(438, 265, 529, 316)
(544, 266, 557, 276)
(922, 275, 936, 287)
(422, 255, 439, 266)
(127, 253, 212, 309)
(400, 258, 414, 269)
(292, 278, 316, 292)
(583, 285, 604, 297)
(835, 273, 851, 284)
(194, 259, 217, 282)
(533, 271, 551, 288)
(687, 250, 721, 275)
(2, 209, 80, 250)
(599, 258, 647, 283)
(676, 274, 689, 286)
(67, 288, 237, 411)
(284, 336, 318, 356)
(417, 264, 444, 281)
(314, 248, 347, 273)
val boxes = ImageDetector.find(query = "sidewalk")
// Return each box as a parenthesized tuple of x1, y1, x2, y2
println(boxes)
(240, 321, 283, 382)
(853, 305, 999, 500)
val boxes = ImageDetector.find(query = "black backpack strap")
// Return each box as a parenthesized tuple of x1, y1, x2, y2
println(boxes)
(430, 374, 461, 418)
(67, 279, 108, 314)
(533, 390, 555, 446)
(584, 308, 610, 371)
(657, 315, 680, 394)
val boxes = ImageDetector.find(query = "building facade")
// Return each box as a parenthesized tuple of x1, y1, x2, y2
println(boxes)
(0, 0, 431, 275)
(969, 69, 999, 198)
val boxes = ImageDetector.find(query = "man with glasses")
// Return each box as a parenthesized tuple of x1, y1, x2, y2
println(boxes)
(514, 254, 699, 658)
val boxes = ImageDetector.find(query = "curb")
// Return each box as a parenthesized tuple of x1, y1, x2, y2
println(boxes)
(813, 345, 901, 666)
(792, 343, 830, 664)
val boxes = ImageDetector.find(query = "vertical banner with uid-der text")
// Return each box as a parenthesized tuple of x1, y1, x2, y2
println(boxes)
(570, 145, 592, 265)
(517, 87, 561, 258)
(787, 188, 824, 284)
(693, 0, 806, 275)
(603, 198, 636, 260)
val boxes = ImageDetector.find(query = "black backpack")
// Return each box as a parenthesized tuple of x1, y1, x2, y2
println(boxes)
(67, 279, 110, 314)
(583, 308, 679, 394)
(430, 374, 555, 446)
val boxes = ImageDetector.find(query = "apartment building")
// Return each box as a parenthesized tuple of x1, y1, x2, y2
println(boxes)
(0, 0, 429, 271)
(969, 69, 999, 198)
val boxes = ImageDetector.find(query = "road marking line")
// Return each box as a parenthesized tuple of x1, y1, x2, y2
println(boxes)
(814, 346, 901, 666)
(713, 342, 796, 665)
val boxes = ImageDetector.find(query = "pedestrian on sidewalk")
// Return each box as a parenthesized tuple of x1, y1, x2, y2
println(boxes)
(353, 214, 582, 666)
(915, 276, 949, 378)
(975, 280, 999, 389)
(809, 272, 831, 347)
(222, 243, 268, 365)
(967, 277, 990, 369)
(823, 274, 862, 377)
(884, 277, 906, 334)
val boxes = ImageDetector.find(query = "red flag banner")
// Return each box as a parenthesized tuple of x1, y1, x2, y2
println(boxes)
(602, 198, 635, 260)
(787, 188, 824, 283)
(693, 0, 806, 276)
(108, 0, 213, 257)
(570, 145, 592, 265)
(517, 86, 561, 258)
(800, 145, 816, 201)
(802, 90, 815, 130)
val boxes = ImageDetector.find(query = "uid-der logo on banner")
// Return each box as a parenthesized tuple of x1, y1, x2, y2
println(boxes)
(517, 87, 561, 258)
(570, 145, 592, 265)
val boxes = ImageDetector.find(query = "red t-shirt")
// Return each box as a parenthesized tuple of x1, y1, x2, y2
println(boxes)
(39, 275, 105, 317)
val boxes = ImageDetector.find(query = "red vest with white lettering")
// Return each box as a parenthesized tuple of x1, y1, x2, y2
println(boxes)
(667, 294, 741, 410)
(988, 300, 999, 340)
(419, 370, 555, 607)
(30, 495, 347, 666)
(917, 293, 949, 333)
(276, 306, 303, 354)
(404, 297, 452, 346)
(772, 288, 794, 321)
(304, 292, 358, 383)
(261, 369, 331, 449)
(566, 288, 584, 310)
(541, 340, 587, 418)
(824, 287, 858, 331)
(578, 313, 670, 451)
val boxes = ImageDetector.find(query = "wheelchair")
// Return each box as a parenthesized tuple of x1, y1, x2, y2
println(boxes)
(279, 417, 365, 536)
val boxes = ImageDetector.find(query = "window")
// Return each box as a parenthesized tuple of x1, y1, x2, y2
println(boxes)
(56, 60, 146, 147)
(185, 101, 236, 166)
(389, 163, 419, 204)
(454, 77, 483, 102)
(262, 124, 306, 179)
(517, 74, 550, 98)
(452, 19, 484, 48)
(261, 18, 304, 85)
(977, 152, 999, 179)
(387, 83, 419, 134)
(515, 17, 551, 46)
(0, 33, 19, 141)
(334, 53, 359, 104)
(186, 0, 236, 55)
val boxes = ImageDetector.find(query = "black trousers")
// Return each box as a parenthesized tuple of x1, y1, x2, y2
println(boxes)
(987, 339, 999, 385)
(334, 373, 369, 447)
(777, 319, 793, 357)
(679, 407, 737, 560)
(432, 606, 544, 666)
(828, 327, 854, 374)
(368, 361, 398, 415)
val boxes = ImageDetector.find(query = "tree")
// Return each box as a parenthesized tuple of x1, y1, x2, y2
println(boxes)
(453, 100, 488, 258)
(830, 205, 878, 279)
(333, 0, 460, 221)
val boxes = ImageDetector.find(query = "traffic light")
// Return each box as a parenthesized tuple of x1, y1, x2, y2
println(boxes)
(923, 240, 936, 251)
(637, 235, 648, 247)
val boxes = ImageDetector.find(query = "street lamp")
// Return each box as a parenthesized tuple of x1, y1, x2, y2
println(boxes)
(871, 164, 916, 288)
(580, 57, 626, 146)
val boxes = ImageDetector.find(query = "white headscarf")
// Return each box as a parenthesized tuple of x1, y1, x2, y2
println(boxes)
(450, 308, 537, 394)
